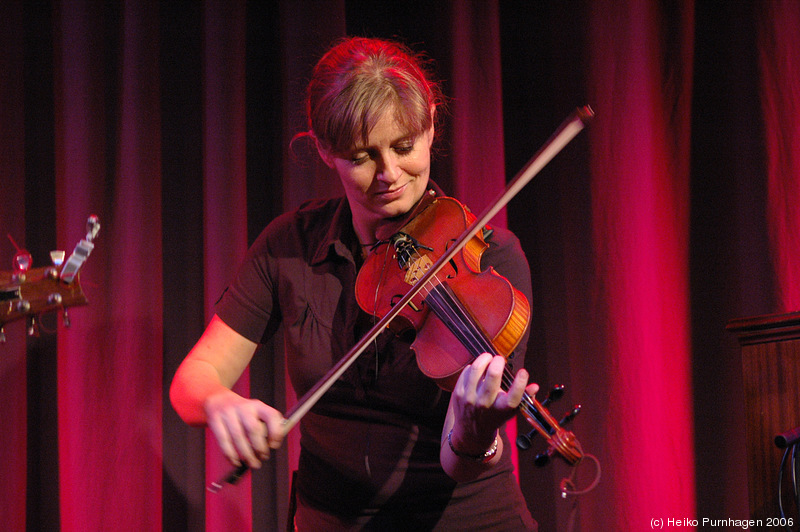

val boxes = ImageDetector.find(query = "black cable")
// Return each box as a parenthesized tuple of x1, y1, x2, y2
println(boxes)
(776, 427, 800, 531)
(795, 444, 800, 531)
(777, 443, 800, 532)
(793, 444, 799, 523)
(778, 446, 790, 531)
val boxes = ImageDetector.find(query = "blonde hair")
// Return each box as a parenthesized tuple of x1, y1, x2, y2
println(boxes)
(307, 37, 443, 154)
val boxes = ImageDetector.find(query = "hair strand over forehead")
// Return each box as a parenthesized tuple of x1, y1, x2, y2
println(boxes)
(307, 36, 444, 154)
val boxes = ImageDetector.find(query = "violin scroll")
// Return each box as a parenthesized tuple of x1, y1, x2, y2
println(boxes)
(516, 384, 583, 466)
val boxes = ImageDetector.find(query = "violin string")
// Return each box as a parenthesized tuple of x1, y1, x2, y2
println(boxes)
(369, 243, 397, 381)
(426, 280, 527, 396)
(426, 284, 492, 356)
(404, 242, 552, 435)
(435, 283, 547, 432)
(426, 273, 504, 367)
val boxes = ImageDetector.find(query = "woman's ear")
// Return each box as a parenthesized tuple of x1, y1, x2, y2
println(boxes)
(315, 137, 335, 168)
(427, 105, 436, 148)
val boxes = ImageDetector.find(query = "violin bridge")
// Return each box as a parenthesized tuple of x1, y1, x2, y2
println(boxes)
(391, 231, 435, 312)
(404, 253, 433, 286)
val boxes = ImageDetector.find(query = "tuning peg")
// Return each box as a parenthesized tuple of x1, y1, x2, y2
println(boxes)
(560, 404, 581, 425)
(27, 316, 39, 337)
(63, 309, 71, 328)
(86, 215, 100, 242)
(516, 385, 567, 451)
(542, 384, 565, 406)
(14, 251, 32, 272)
(0, 327, 5, 344)
(51, 250, 66, 267)
(516, 431, 535, 451)
(16, 299, 30, 314)
(534, 448, 554, 467)
(7, 234, 32, 272)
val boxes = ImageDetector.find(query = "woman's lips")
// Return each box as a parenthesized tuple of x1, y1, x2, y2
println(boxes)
(374, 182, 408, 202)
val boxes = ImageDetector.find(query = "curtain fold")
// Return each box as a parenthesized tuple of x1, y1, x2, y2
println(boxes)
(54, 0, 164, 529)
(758, 0, 800, 312)
(202, 0, 251, 529)
(0, 3, 27, 531)
(581, 0, 696, 527)
(449, 1, 507, 225)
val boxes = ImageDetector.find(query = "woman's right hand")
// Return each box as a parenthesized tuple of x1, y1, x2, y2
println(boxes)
(170, 314, 286, 469)
(204, 389, 286, 469)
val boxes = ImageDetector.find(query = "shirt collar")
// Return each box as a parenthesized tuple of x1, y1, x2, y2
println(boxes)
(310, 196, 356, 266)
(309, 180, 446, 266)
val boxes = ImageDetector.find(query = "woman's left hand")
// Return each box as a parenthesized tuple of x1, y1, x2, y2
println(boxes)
(447, 352, 539, 457)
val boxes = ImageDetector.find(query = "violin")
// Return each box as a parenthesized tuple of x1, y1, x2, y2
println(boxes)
(355, 193, 530, 390)
(355, 192, 583, 466)
(209, 106, 594, 491)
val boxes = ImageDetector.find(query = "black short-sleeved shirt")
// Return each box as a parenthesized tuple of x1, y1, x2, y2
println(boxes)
(216, 190, 536, 530)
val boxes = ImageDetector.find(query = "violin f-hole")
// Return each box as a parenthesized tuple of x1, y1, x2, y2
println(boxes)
(391, 293, 424, 312)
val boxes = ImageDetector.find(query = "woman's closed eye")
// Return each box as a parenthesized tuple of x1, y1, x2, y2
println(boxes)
(394, 142, 414, 155)
(347, 136, 417, 165)
(350, 151, 370, 165)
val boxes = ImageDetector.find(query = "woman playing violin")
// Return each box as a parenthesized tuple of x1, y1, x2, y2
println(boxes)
(170, 36, 539, 531)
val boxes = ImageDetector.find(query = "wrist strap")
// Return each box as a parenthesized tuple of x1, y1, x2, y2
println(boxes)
(447, 429, 498, 462)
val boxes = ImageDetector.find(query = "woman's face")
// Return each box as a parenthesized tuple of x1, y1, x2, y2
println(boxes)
(319, 108, 434, 242)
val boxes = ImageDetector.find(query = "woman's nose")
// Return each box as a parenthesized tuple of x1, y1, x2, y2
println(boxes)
(377, 153, 402, 183)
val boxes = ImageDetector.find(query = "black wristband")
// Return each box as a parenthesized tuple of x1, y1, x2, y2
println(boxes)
(447, 429, 498, 462)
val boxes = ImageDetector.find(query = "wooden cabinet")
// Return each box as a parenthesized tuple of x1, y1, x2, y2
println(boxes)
(728, 311, 800, 521)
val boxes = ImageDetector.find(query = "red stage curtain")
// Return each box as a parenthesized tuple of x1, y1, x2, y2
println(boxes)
(4, 1, 799, 530)
(449, 1, 508, 225)
(202, 1, 252, 529)
(758, 0, 800, 312)
(578, 1, 697, 528)
(53, 0, 163, 529)
(0, 3, 27, 531)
